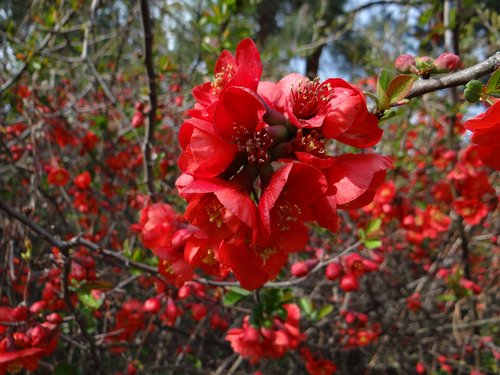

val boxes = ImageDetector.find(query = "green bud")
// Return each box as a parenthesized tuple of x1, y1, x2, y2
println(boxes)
(464, 88, 481, 103)
(465, 80, 483, 92)
(262, 319, 273, 329)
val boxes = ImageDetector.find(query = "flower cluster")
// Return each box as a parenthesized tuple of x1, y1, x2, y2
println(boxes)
(225, 304, 303, 363)
(0, 307, 60, 375)
(174, 38, 391, 289)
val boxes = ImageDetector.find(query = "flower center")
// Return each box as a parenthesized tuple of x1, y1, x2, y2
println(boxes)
(212, 65, 235, 95)
(160, 259, 174, 274)
(257, 246, 277, 265)
(293, 129, 325, 156)
(232, 127, 273, 166)
(275, 199, 301, 231)
(205, 200, 224, 229)
(290, 77, 334, 119)
(202, 248, 217, 266)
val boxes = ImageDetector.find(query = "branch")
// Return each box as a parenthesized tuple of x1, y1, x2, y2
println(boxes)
(405, 51, 500, 100)
(0, 198, 102, 373)
(0, 198, 158, 275)
(139, 0, 158, 199)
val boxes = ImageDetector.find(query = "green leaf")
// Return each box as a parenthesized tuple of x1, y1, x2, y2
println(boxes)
(358, 228, 366, 241)
(379, 110, 397, 123)
(386, 75, 415, 104)
(436, 294, 456, 302)
(364, 239, 382, 249)
(366, 218, 382, 236)
(77, 291, 103, 310)
(298, 297, 313, 316)
(317, 304, 334, 320)
(222, 287, 251, 306)
(376, 69, 394, 110)
(54, 363, 81, 375)
(485, 69, 500, 94)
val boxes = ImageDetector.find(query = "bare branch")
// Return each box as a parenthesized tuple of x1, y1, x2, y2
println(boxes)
(139, 0, 158, 199)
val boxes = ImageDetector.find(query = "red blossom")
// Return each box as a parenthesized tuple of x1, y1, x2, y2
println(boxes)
(47, 167, 70, 186)
(73, 171, 91, 189)
(133, 203, 178, 250)
(225, 304, 302, 364)
(192, 38, 262, 112)
(463, 101, 500, 170)
(0, 347, 44, 375)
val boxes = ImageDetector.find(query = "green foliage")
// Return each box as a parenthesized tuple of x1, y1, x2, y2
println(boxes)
(249, 288, 293, 328)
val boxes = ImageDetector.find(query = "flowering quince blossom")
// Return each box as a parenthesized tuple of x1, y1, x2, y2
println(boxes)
(463, 101, 500, 170)
(47, 166, 70, 186)
(225, 304, 303, 363)
(172, 38, 392, 290)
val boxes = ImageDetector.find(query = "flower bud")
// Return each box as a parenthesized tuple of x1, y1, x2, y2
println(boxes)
(394, 54, 416, 73)
(339, 273, 359, 292)
(291, 261, 309, 278)
(132, 111, 144, 128)
(325, 262, 343, 280)
(144, 297, 161, 313)
(433, 52, 460, 72)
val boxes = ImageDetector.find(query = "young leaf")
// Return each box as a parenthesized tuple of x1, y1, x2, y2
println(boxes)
(386, 75, 415, 104)
(364, 239, 382, 249)
(485, 69, 500, 94)
(376, 69, 394, 110)
(77, 290, 103, 310)
(222, 286, 251, 306)
(317, 304, 334, 320)
(366, 218, 382, 236)
(298, 297, 313, 316)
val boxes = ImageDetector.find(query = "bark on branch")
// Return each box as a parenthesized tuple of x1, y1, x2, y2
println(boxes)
(405, 51, 500, 100)
(139, 0, 158, 199)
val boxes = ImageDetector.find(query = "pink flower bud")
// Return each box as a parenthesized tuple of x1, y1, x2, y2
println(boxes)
(416, 362, 426, 374)
(394, 54, 416, 73)
(340, 273, 359, 292)
(433, 52, 460, 72)
(291, 261, 309, 278)
(144, 297, 161, 313)
(325, 262, 343, 280)
(132, 111, 144, 128)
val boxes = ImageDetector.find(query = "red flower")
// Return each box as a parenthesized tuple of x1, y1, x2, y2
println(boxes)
(259, 161, 334, 244)
(73, 171, 91, 189)
(453, 198, 488, 225)
(192, 38, 262, 111)
(259, 74, 382, 147)
(0, 347, 45, 375)
(463, 101, 500, 170)
(182, 178, 257, 240)
(218, 235, 289, 290)
(225, 317, 263, 364)
(214, 86, 272, 166)
(183, 229, 229, 277)
(300, 347, 337, 375)
(133, 203, 177, 251)
(324, 153, 392, 209)
(47, 167, 70, 186)
(178, 118, 237, 178)
(225, 304, 302, 363)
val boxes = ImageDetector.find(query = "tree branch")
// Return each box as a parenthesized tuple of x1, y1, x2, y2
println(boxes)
(405, 51, 500, 100)
(139, 0, 158, 199)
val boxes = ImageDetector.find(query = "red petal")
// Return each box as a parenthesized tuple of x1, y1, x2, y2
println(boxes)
(214, 86, 266, 142)
(327, 153, 392, 209)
